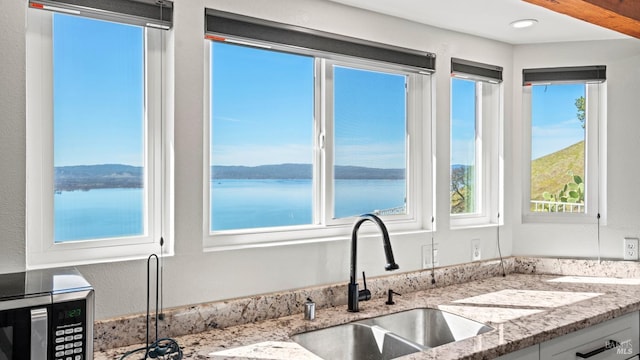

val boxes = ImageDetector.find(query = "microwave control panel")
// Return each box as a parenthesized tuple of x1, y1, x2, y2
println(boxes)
(50, 299, 87, 360)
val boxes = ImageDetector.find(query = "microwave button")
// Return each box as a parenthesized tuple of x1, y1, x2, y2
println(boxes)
(65, 328, 74, 335)
(74, 334, 82, 340)
(74, 348, 82, 353)
(75, 355, 82, 360)
(65, 335, 74, 342)
(55, 351, 65, 357)
(56, 329, 65, 336)
(73, 341, 82, 347)
(56, 337, 65, 343)
(64, 349, 74, 355)
(66, 357, 72, 360)
(56, 344, 65, 351)
(64, 343, 74, 349)
(74, 326, 83, 333)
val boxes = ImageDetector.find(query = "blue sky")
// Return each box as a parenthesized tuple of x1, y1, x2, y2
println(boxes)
(531, 83, 585, 160)
(211, 43, 406, 169)
(54, 14, 584, 169)
(451, 78, 476, 166)
(450, 79, 585, 164)
(53, 14, 144, 167)
(210, 42, 314, 167)
(333, 66, 406, 169)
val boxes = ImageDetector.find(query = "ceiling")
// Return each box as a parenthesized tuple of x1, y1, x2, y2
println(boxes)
(328, 0, 630, 44)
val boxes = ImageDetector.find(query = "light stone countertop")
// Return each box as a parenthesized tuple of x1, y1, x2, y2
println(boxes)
(94, 272, 640, 360)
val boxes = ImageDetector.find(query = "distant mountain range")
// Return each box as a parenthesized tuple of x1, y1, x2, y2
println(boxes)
(212, 164, 405, 180)
(55, 164, 142, 191)
(54, 163, 405, 191)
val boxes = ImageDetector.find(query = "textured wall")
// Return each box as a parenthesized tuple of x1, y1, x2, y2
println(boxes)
(0, 0, 26, 273)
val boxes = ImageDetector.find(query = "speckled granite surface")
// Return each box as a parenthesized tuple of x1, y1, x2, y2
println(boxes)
(94, 258, 512, 351)
(94, 257, 640, 359)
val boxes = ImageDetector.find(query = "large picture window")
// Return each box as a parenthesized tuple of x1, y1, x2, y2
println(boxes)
(204, 10, 433, 247)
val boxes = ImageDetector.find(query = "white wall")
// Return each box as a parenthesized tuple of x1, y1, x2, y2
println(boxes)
(511, 40, 640, 259)
(0, 0, 27, 274)
(2, 0, 515, 320)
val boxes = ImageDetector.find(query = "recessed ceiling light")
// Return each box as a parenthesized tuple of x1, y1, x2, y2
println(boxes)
(510, 19, 538, 29)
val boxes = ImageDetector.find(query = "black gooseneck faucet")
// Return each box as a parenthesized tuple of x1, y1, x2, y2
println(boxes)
(348, 214, 399, 312)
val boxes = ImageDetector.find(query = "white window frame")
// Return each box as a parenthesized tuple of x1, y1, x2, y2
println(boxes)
(203, 40, 433, 250)
(522, 82, 606, 224)
(450, 78, 502, 229)
(26, 9, 172, 268)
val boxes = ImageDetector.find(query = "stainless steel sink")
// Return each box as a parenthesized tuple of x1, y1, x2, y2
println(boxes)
(291, 308, 493, 359)
(357, 308, 493, 348)
(291, 322, 423, 360)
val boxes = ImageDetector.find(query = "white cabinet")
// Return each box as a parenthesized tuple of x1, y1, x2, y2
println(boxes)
(540, 312, 639, 360)
(496, 344, 539, 360)
(498, 312, 639, 360)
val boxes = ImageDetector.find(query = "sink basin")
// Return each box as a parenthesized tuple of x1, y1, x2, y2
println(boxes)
(292, 308, 492, 359)
(291, 322, 423, 360)
(358, 308, 493, 348)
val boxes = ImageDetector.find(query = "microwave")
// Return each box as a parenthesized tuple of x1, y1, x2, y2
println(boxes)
(0, 268, 94, 360)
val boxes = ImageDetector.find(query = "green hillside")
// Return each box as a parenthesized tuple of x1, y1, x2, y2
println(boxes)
(530, 141, 584, 200)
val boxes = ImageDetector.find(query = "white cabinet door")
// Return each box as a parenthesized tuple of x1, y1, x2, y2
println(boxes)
(496, 344, 539, 360)
(540, 312, 639, 360)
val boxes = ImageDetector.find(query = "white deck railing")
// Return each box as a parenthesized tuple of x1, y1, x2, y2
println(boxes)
(530, 200, 584, 213)
(374, 205, 407, 216)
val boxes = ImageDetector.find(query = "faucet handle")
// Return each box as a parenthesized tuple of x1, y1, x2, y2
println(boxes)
(362, 271, 367, 289)
(358, 271, 371, 302)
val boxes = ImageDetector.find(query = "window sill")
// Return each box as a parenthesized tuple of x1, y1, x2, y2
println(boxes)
(450, 222, 500, 231)
(27, 241, 174, 270)
(203, 228, 432, 252)
(450, 214, 499, 230)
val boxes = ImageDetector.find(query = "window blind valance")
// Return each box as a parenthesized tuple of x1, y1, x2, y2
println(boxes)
(29, 0, 173, 29)
(205, 9, 435, 73)
(451, 58, 503, 83)
(523, 65, 606, 85)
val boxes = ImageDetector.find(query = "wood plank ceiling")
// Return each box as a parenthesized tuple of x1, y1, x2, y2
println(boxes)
(523, 0, 640, 39)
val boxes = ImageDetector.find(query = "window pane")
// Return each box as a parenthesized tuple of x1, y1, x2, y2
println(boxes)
(530, 83, 586, 213)
(53, 14, 145, 242)
(210, 43, 314, 231)
(450, 78, 477, 214)
(333, 66, 407, 219)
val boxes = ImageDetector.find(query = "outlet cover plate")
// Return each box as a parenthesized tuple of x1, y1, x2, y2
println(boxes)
(422, 244, 439, 268)
(471, 239, 481, 261)
(624, 237, 639, 261)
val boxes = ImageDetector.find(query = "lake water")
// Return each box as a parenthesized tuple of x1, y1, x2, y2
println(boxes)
(211, 179, 406, 231)
(54, 179, 406, 241)
(54, 188, 144, 242)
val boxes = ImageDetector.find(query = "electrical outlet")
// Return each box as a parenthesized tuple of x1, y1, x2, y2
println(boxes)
(471, 239, 481, 261)
(422, 244, 439, 268)
(624, 237, 639, 261)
